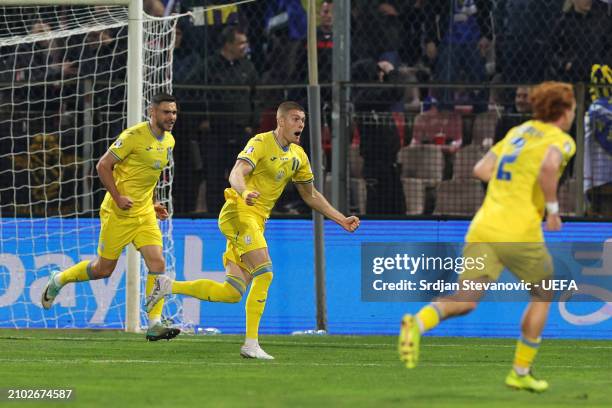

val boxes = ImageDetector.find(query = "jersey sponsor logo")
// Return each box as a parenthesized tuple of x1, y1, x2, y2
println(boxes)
(244, 146, 255, 155)
(146, 146, 153, 151)
(270, 156, 277, 161)
(113, 139, 123, 148)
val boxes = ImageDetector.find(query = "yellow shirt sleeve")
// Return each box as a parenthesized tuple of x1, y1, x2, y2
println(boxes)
(549, 134, 576, 165)
(108, 130, 137, 161)
(490, 138, 505, 157)
(237, 137, 266, 169)
(292, 149, 314, 184)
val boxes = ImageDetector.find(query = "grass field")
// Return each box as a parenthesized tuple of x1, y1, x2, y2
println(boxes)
(1, 330, 610, 408)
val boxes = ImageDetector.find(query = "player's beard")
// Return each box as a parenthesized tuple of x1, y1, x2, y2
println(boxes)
(157, 119, 173, 132)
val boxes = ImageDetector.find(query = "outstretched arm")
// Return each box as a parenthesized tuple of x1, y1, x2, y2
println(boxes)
(295, 182, 360, 233)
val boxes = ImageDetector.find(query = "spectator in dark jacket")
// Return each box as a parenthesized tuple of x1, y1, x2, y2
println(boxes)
(425, 0, 493, 109)
(353, 58, 406, 215)
(193, 26, 259, 214)
(548, 0, 611, 82)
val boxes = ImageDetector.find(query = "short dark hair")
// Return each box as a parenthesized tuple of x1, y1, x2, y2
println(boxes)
(220, 25, 245, 46)
(277, 101, 305, 118)
(151, 92, 176, 105)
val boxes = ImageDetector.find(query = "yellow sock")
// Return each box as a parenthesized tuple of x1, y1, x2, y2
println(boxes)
(57, 260, 92, 285)
(416, 304, 443, 333)
(146, 274, 165, 323)
(245, 262, 273, 340)
(513, 336, 541, 371)
(172, 276, 244, 303)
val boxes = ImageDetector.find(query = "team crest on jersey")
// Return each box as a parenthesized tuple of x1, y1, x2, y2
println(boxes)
(146, 146, 153, 151)
(113, 139, 123, 148)
(244, 146, 255, 155)
(275, 169, 286, 181)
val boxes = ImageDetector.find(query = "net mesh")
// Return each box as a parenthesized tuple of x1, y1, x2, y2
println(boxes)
(0, 5, 184, 329)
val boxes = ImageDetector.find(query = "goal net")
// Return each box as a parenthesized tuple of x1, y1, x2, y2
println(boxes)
(0, 4, 184, 330)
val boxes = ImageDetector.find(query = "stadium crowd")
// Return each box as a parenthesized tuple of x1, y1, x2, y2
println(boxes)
(1, 0, 610, 217)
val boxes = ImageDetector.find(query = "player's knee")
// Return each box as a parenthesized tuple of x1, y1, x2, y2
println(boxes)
(225, 287, 243, 303)
(224, 275, 246, 303)
(95, 264, 115, 278)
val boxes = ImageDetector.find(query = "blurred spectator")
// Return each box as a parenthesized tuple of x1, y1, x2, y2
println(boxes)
(548, 0, 611, 82)
(351, 1, 402, 65)
(67, 29, 125, 79)
(411, 96, 463, 154)
(411, 96, 463, 180)
(197, 25, 259, 214)
(427, 0, 492, 108)
(172, 21, 201, 84)
(495, 0, 561, 83)
(494, 86, 532, 143)
(317, 0, 333, 84)
(293, 0, 334, 86)
(257, 35, 294, 132)
(144, 0, 165, 17)
(379, 1, 430, 73)
(264, 0, 307, 82)
(15, 22, 75, 83)
(584, 63, 612, 216)
(352, 58, 406, 214)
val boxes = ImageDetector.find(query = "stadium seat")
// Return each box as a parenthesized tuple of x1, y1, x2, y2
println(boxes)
(397, 146, 444, 214)
(397, 145, 444, 181)
(453, 145, 486, 179)
(401, 178, 426, 215)
(324, 172, 367, 215)
(472, 111, 498, 148)
(433, 179, 485, 216)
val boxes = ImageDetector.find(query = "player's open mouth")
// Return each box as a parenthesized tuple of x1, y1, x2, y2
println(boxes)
(294, 131, 301, 137)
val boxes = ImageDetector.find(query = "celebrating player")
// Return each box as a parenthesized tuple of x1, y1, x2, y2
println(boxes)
(41, 93, 180, 342)
(146, 101, 360, 359)
(399, 82, 577, 392)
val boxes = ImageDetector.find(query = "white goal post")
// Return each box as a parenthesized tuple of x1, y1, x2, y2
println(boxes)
(0, 0, 182, 333)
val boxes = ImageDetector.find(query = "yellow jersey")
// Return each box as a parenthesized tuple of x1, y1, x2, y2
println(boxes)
(224, 131, 314, 218)
(467, 120, 575, 242)
(101, 122, 175, 217)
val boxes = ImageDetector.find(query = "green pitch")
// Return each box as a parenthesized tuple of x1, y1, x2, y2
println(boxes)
(1, 330, 610, 408)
